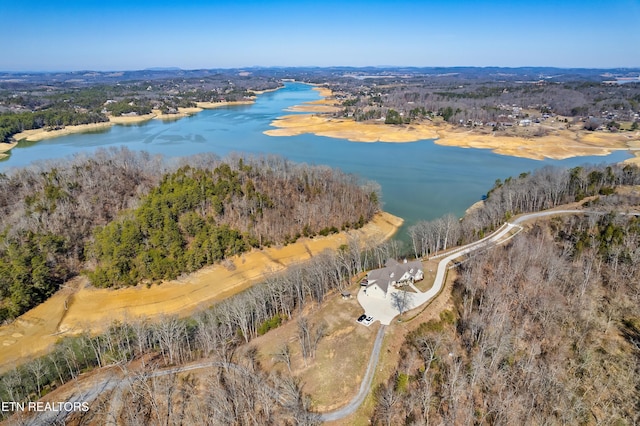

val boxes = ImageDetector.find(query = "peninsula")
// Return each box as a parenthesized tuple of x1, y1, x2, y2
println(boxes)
(265, 84, 640, 162)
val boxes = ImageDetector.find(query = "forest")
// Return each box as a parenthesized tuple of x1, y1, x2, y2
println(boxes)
(0, 109, 108, 142)
(326, 76, 640, 130)
(372, 212, 640, 425)
(3, 67, 639, 144)
(0, 148, 379, 320)
(409, 163, 640, 259)
(371, 164, 640, 425)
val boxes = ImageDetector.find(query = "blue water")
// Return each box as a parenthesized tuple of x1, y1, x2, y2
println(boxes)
(1, 83, 631, 238)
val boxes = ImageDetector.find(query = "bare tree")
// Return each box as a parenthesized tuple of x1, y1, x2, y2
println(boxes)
(273, 343, 293, 374)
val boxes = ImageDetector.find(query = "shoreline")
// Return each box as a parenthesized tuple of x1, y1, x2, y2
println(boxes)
(2, 83, 288, 154)
(0, 210, 402, 372)
(12, 122, 115, 143)
(196, 100, 255, 109)
(0, 141, 17, 159)
(4, 96, 268, 152)
(265, 88, 640, 162)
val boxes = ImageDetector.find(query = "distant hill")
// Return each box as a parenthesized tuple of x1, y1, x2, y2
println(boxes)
(143, 67, 183, 71)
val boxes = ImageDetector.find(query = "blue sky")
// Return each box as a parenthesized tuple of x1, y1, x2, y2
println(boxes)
(2, 0, 639, 71)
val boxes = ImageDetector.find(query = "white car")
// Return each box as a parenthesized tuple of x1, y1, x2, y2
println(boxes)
(361, 316, 374, 326)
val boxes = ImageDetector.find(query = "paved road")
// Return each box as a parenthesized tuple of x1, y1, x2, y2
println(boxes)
(512, 209, 591, 224)
(20, 327, 387, 425)
(343, 208, 640, 422)
(513, 208, 639, 225)
(359, 208, 640, 327)
(319, 325, 386, 422)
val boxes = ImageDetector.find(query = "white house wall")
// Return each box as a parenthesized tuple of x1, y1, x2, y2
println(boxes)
(366, 284, 387, 299)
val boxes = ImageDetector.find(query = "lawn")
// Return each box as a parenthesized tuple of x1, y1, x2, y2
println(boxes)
(413, 259, 438, 292)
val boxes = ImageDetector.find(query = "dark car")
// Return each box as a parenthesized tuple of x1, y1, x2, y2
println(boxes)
(357, 314, 367, 322)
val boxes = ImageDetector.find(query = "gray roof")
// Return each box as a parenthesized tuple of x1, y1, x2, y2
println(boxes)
(366, 259, 423, 294)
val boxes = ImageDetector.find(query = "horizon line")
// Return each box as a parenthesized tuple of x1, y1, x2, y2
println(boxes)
(2, 65, 640, 74)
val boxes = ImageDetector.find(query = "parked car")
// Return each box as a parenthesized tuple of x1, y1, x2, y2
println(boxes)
(357, 314, 367, 322)
(361, 316, 374, 326)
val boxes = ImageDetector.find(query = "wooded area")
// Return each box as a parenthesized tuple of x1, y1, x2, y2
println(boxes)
(0, 148, 379, 320)
(326, 75, 640, 129)
(3, 67, 639, 143)
(0, 110, 108, 142)
(372, 212, 640, 424)
(0, 235, 403, 424)
(409, 163, 640, 258)
(3, 159, 640, 424)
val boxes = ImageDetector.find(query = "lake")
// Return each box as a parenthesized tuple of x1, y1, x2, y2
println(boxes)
(0, 83, 631, 239)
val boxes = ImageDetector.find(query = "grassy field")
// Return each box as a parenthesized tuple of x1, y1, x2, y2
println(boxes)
(249, 282, 379, 411)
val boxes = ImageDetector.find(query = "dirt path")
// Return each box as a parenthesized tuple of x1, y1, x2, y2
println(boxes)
(0, 212, 403, 373)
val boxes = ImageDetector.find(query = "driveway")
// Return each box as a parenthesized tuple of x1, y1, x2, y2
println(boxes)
(359, 222, 522, 325)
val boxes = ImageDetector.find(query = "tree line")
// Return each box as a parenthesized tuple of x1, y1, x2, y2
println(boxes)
(0, 109, 108, 142)
(409, 163, 640, 259)
(0, 148, 379, 319)
(1, 74, 284, 142)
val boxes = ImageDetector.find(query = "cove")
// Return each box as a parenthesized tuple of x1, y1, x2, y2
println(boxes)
(0, 83, 631, 238)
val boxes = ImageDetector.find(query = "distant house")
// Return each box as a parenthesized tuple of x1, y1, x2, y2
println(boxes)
(364, 259, 424, 299)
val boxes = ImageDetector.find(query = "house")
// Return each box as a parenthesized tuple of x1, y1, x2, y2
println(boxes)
(364, 259, 424, 299)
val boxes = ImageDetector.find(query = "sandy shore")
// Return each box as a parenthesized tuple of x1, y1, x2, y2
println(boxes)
(265, 88, 640, 161)
(622, 140, 640, 165)
(12, 122, 115, 143)
(434, 127, 640, 161)
(151, 107, 205, 121)
(267, 114, 640, 161)
(196, 100, 255, 109)
(108, 113, 156, 124)
(0, 211, 402, 372)
(265, 114, 440, 142)
(252, 86, 283, 95)
(7, 100, 257, 148)
(283, 86, 340, 114)
(0, 141, 17, 159)
(11, 114, 160, 143)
